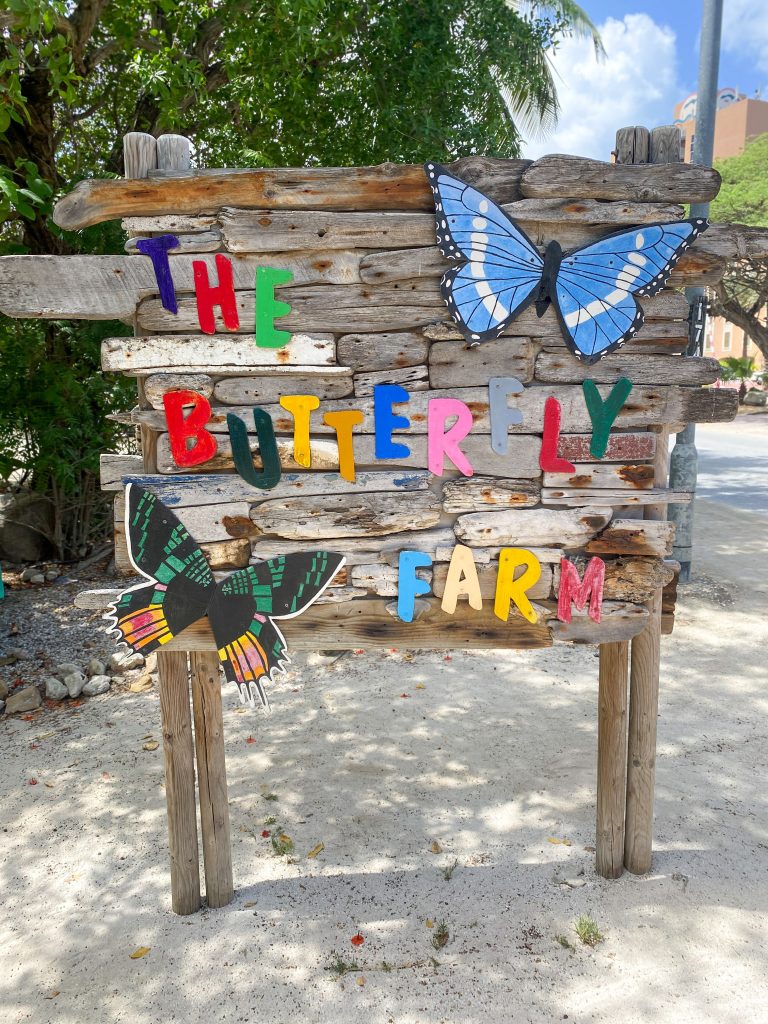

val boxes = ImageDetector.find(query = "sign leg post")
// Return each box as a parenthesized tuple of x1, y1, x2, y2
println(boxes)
(157, 650, 202, 914)
(190, 652, 234, 908)
(596, 640, 629, 878)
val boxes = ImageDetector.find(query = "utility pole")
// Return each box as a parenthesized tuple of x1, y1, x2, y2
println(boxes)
(668, 0, 724, 581)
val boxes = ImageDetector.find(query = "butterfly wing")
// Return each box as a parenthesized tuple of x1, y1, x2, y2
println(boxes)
(554, 218, 708, 363)
(105, 484, 214, 654)
(208, 551, 345, 708)
(425, 163, 544, 342)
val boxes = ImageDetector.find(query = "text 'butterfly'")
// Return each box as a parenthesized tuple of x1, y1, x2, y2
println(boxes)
(105, 485, 344, 709)
(425, 162, 707, 364)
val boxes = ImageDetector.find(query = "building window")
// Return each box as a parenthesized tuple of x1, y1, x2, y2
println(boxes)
(704, 322, 714, 352)
(723, 325, 732, 352)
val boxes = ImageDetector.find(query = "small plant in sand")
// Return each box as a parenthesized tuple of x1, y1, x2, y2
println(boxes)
(555, 934, 576, 952)
(441, 858, 459, 881)
(327, 955, 360, 978)
(431, 921, 450, 950)
(573, 914, 604, 947)
(271, 828, 294, 856)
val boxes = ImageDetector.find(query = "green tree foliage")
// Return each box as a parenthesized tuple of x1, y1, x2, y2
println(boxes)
(709, 133, 768, 364)
(0, 0, 600, 558)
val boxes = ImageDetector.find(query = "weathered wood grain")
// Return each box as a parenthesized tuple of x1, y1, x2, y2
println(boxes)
(549, 602, 650, 644)
(0, 251, 361, 319)
(596, 637, 629, 878)
(143, 373, 214, 408)
(584, 520, 674, 558)
(156, 433, 342, 474)
(102, 333, 335, 371)
(649, 124, 683, 165)
(441, 477, 541, 512)
(101, 453, 143, 490)
(115, 526, 251, 574)
(428, 338, 538, 387)
(125, 230, 222, 253)
(455, 506, 612, 548)
(353, 365, 429, 396)
(123, 132, 157, 179)
(135, 279, 446, 334)
(213, 369, 353, 406)
(123, 214, 217, 234)
(534, 352, 721, 386)
(541, 487, 691, 507)
(543, 464, 656, 490)
(247, 492, 441, 540)
(115, 493, 251, 543)
(520, 155, 720, 203)
(54, 157, 531, 230)
(614, 126, 650, 164)
(336, 331, 430, 372)
(119, 469, 430, 507)
(251, 528, 455, 567)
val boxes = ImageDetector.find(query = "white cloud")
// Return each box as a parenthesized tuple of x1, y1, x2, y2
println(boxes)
(522, 14, 680, 161)
(722, 0, 768, 76)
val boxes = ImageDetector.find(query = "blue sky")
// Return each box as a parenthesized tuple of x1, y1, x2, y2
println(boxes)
(523, 0, 768, 159)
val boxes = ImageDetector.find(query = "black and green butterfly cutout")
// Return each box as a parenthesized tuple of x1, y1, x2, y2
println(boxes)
(105, 485, 345, 708)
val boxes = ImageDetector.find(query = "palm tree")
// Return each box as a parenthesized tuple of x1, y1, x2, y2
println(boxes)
(719, 357, 757, 403)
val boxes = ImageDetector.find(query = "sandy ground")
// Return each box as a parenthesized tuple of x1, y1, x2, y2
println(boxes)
(1, 495, 767, 1024)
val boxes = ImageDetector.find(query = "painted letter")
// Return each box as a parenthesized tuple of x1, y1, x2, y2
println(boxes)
(428, 397, 474, 476)
(494, 548, 542, 624)
(227, 409, 281, 490)
(557, 557, 605, 623)
(323, 409, 363, 482)
(441, 544, 482, 615)
(540, 396, 576, 473)
(374, 384, 410, 459)
(163, 390, 217, 467)
(255, 267, 293, 348)
(136, 235, 179, 313)
(488, 377, 523, 454)
(279, 394, 320, 468)
(193, 253, 240, 334)
(397, 550, 432, 622)
(583, 378, 633, 458)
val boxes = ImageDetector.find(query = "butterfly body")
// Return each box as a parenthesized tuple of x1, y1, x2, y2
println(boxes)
(106, 485, 344, 708)
(425, 162, 707, 364)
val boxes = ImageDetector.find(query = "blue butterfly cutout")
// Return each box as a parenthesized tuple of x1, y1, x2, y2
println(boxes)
(425, 163, 708, 365)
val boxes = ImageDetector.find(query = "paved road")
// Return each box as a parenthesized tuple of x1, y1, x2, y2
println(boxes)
(685, 414, 768, 516)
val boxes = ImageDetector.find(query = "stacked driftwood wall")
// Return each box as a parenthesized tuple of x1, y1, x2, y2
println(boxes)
(1, 130, 745, 649)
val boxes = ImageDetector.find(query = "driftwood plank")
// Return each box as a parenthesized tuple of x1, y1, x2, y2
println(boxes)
(115, 495, 251, 544)
(0, 251, 362, 320)
(154, 431, 544, 479)
(100, 453, 143, 490)
(143, 373, 214, 408)
(534, 352, 721, 386)
(543, 464, 656, 490)
(213, 369, 353, 406)
(336, 331, 430, 372)
(455, 506, 612, 548)
(520, 155, 720, 203)
(431, 563, 554, 601)
(250, 528, 455, 567)
(169, 383, 738, 437)
(123, 215, 217, 233)
(584, 520, 674, 557)
(541, 487, 692, 507)
(115, 526, 251, 575)
(53, 157, 531, 230)
(135, 280, 446, 334)
(102, 333, 335, 372)
(220, 198, 684, 254)
(429, 338, 538, 387)
(125, 230, 222, 253)
(353, 365, 429, 396)
(248, 492, 441, 540)
(441, 477, 541, 512)
(558, 433, 655, 463)
(549, 601, 650, 644)
(120, 469, 430, 507)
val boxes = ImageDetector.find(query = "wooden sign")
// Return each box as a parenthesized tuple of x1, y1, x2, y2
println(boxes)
(0, 126, 740, 911)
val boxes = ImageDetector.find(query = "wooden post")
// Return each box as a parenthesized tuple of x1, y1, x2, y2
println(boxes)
(596, 640, 629, 878)
(156, 134, 192, 172)
(123, 132, 157, 179)
(190, 652, 234, 908)
(157, 650, 201, 914)
(624, 425, 670, 873)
